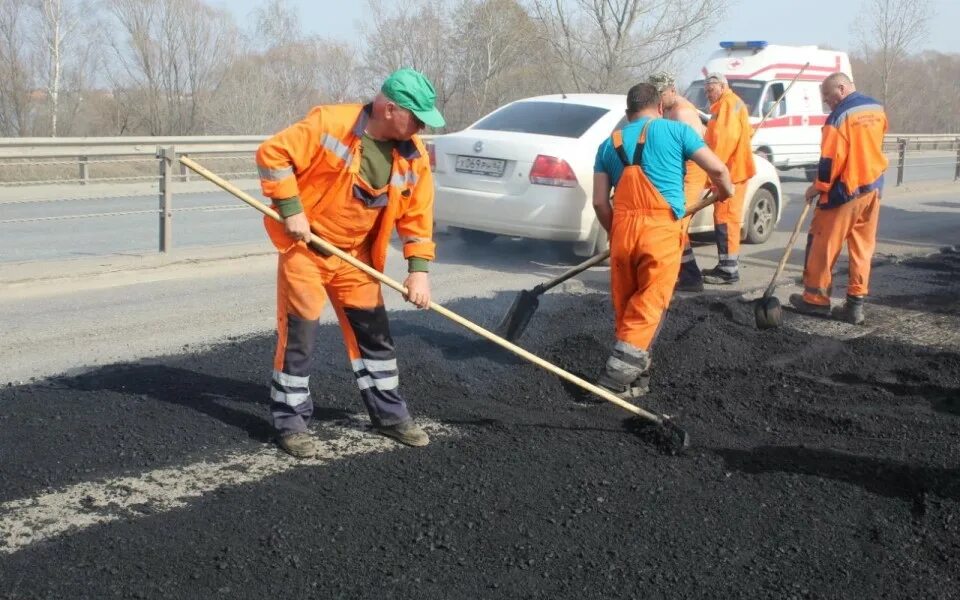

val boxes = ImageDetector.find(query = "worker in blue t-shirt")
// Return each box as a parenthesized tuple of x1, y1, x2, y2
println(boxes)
(592, 82, 734, 398)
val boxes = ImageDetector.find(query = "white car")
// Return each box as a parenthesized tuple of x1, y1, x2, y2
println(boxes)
(429, 93, 784, 257)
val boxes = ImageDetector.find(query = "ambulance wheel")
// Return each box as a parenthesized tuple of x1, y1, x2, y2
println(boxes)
(744, 188, 777, 244)
(456, 228, 498, 245)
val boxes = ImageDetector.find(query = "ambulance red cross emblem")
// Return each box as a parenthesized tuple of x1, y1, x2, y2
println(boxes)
(729, 59, 743, 68)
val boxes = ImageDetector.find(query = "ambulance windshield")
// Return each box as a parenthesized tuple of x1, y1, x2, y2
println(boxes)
(685, 79, 766, 116)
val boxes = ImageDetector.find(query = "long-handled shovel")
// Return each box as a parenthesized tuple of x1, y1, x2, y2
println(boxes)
(179, 156, 690, 452)
(496, 250, 610, 342)
(753, 198, 815, 329)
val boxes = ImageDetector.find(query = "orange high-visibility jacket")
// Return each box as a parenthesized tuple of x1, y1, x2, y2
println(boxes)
(704, 88, 756, 184)
(256, 104, 435, 272)
(814, 92, 888, 208)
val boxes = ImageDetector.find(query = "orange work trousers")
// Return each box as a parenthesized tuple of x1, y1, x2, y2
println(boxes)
(679, 162, 709, 282)
(713, 181, 748, 269)
(270, 242, 409, 435)
(802, 190, 881, 305)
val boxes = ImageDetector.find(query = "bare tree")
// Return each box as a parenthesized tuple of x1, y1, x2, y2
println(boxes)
(33, 0, 87, 136)
(360, 0, 456, 115)
(103, 0, 236, 135)
(0, 0, 38, 136)
(853, 0, 932, 108)
(528, 0, 727, 93)
(450, 0, 538, 123)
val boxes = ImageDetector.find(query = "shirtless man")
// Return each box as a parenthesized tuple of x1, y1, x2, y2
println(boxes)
(647, 72, 708, 292)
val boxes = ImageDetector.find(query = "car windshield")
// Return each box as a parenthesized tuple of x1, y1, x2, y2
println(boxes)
(471, 101, 610, 138)
(685, 79, 766, 116)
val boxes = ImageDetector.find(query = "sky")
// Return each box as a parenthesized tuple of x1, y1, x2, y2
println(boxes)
(219, 0, 960, 83)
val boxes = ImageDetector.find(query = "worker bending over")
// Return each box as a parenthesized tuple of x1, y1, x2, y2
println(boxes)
(256, 69, 444, 458)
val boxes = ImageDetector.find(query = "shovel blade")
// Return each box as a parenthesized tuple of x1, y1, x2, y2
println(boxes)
(495, 289, 540, 342)
(754, 296, 783, 330)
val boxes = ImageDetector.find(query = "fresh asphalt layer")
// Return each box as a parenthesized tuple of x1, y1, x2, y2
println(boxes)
(0, 248, 958, 599)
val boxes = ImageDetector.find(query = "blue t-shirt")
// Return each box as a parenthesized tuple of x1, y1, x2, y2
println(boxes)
(593, 117, 705, 218)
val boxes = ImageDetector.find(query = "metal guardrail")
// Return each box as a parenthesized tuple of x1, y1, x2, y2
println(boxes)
(0, 133, 953, 253)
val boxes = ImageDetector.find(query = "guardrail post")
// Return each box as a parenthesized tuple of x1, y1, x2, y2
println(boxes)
(896, 137, 906, 186)
(78, 156, 89, 185)
(955, 138, 959, 182)
(158, 146, 174, 253)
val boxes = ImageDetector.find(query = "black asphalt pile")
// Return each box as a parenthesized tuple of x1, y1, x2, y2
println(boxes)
(1, 250, 958, 599)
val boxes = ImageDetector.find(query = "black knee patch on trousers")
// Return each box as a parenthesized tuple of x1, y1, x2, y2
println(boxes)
(284, 314, 321, 376)
(343, 305, 395, 360)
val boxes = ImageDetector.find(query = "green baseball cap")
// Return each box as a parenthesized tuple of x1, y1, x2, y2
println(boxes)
(381, 68, 446, 128)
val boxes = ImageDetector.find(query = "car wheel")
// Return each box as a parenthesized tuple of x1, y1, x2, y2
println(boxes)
(743, 188, 777, 244)
(457, 228, 498, 245)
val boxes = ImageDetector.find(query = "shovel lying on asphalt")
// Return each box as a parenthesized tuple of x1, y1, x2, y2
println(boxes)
(179, 157, 690, 453)
(754, 198, 815, 329)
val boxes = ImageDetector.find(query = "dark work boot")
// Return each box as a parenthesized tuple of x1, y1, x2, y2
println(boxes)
(702, 265, 740, 285)
(788, 293, 831, 317)
(831, 295, 865, 325)
(675, 276, 704, 293)
(596, 371, 651, 399)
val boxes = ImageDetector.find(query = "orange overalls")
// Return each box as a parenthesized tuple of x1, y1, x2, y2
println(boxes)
(256, 104, 435, 435)
(604, 122, 683, 384)
(802, 92, 888, 305)
(675, 98, 709, 285)
(704, 88, 756, 275)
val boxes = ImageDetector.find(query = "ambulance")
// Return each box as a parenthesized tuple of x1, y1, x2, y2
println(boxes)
(685, 41, 852, 180)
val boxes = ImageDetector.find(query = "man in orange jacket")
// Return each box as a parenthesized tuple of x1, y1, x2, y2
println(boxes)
(790, 73, 888, 325)
(593, 83, 733, 398)
(648, 72, 709, 292)
(701, 72, 756, 285)
(255, 68, 444, 458)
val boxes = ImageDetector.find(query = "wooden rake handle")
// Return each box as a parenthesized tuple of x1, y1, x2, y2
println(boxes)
(178, 156, 666, 425)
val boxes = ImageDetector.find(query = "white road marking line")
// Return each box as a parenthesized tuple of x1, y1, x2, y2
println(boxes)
(0, 418, 455, 555)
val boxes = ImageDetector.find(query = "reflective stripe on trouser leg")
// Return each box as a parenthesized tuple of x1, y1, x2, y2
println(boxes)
(339, 305, 410, 427)
(604, 340, 652, 385)
(271, 313, 320, 435)
(713, 182, 746, 272)
(678, 232, 702, 281)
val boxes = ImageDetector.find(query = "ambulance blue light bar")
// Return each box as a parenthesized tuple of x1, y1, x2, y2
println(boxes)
(720, 41, 768, 50)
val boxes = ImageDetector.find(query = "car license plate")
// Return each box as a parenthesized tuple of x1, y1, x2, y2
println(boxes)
(455, 155, 506, 177)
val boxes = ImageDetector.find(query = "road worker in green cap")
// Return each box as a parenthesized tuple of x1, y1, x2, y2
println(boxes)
(255, 68, 444, 458)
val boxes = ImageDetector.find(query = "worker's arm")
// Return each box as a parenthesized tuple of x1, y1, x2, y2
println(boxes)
(704, 95, 742, 165)
(592, 172, 614, 233)
(689, 147, 734, 202)
(255, 107, 325, 241)
(396, 146, 436, 308)
(807, 121, 848, 202)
